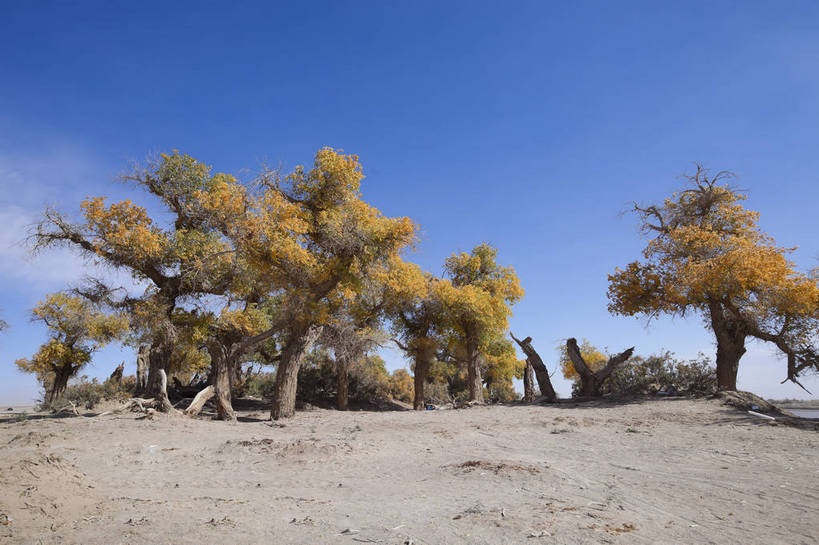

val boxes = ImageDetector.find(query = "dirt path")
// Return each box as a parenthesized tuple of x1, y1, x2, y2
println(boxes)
(1, 398, 817, 544)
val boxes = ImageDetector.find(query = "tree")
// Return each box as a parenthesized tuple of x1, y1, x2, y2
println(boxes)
(321, 319, 382, 411)
(388, 262, 446, 410)
(440, 244, 523, 402)
(34, 152, 241, 406)
(207, 148, 417, 419)
(481, 336, 525, 402)
(389, 368, 414, 402)
(608, 166, 819, 391)
(16, 293, 128, 403)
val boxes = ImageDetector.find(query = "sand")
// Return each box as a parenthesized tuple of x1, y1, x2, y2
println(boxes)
(0, 397, 817, 544)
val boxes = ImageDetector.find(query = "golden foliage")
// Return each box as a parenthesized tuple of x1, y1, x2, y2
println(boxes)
(16, 293, 128, 386)
(608, 168, 819, 385)
(388, 368, 415, 403)
(607, 173, 819, 321)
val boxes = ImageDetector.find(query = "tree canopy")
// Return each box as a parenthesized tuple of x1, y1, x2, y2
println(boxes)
(16, 293, 128, 402)
(608, 167, 819, 391)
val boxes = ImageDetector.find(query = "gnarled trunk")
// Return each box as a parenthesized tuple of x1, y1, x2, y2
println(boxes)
(465, 334, 484, 403)
(48, 364, 73, 403)
(523, 361, 535, 402)
(207, 340, 236, 421)
(271, 326, 322, 420)
(153, 369, 174, 412)
(709, 302, 747, 391)
(135, 345, 149, 395)
(714, 330, 746, 391)
(510, 333, 557, 402)
(146, 332, 176, 399)
(566, 337, 634, 398)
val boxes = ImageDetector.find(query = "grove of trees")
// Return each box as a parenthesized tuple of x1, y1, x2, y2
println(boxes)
(13, 156, 819, 418)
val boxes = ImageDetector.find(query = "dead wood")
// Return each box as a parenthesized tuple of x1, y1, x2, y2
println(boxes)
(566, 337, 634, 397)
(184, 385, 215, 416)
(510, 333, 557, 402)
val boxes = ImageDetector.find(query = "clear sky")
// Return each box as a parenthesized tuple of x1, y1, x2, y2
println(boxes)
(1, 1, 818, 404)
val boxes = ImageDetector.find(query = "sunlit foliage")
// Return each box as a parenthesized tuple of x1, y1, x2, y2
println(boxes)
(15, 293, 128, 402)
(439, 244, 524, 401)
(608, 167, 819, 390)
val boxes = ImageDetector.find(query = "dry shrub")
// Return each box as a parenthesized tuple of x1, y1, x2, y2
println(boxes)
(39, 374, 135, 411)
(572, 352, 716, 397)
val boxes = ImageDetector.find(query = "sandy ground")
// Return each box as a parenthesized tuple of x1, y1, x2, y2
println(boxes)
(1, 397, 817, 545)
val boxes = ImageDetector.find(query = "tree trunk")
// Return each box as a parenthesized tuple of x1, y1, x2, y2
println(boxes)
(184, 385, 215, 416)
(153, 369, 174, 412)
(337, 356, 350, 411)
(709, 302, 747, 391)
(566, 338, 634, 398)
(510, 333, 557, 402)
(271, 326, 322, 420)
(135, 345, 149, 395)
(523, 361, 535, 402)
(48, 365, 72, 403)
(715, 336, 745, 391)
(413, 356, 427, 410)
(207, 341, 236, 421)
(465, 334, 484, 403)
(146, 332, 176, 399)
(412, 340, 437, 410)
(109, 362, 125, 384)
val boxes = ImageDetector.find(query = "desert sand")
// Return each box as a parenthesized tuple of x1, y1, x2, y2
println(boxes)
(1, 397, 817, 545)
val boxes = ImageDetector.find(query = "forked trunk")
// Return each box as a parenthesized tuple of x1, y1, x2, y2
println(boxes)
(566, 338, 634, 398)
(109, 362, 125, 384)
(271, 326, 322, 420)
(465, 334, 484, 403)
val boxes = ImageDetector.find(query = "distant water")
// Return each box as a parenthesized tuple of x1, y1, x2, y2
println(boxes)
(787, 408, 819, 419)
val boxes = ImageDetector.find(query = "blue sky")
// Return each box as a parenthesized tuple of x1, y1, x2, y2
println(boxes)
(1, 1, 818, 404)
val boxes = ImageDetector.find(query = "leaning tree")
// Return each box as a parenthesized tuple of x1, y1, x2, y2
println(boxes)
(509, 333, 558, 402)
(608, 166, 819, 391)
